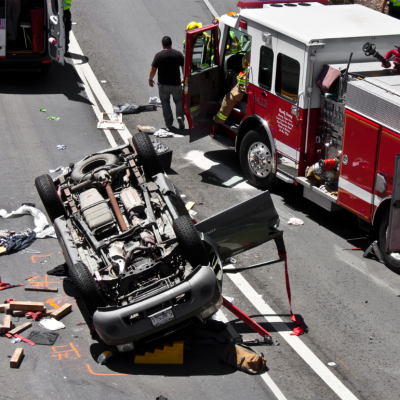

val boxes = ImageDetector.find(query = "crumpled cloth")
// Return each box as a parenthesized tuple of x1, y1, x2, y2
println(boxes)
(0, 205, 56, 239)
(0, 229, 36, 255)
(149, 96, 162, 106)
(154, 129, 183, 138)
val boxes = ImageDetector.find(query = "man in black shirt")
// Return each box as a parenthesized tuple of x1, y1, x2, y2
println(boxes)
(149, 36, 185, 130)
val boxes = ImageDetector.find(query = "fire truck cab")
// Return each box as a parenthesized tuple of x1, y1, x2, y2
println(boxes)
(182, 0, 400, 273)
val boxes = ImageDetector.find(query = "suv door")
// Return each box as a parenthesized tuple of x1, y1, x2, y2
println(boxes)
(46, 0, 65, 65)
(183, 24, 220, 142)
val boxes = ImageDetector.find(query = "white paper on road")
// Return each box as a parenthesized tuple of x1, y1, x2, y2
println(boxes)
(39, 318, 65, 331)
(288, 217, 304, 225)
(154, 129, 183, 138)
(0, 205, 56, 238)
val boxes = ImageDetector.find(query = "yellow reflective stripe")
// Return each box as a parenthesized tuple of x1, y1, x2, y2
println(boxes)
(216, 112, 227, 121)
(191, 105, 200, 112)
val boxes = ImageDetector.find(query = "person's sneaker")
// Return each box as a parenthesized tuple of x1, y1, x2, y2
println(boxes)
(177, 117, 185, 130)
(166, 125, 174, 131)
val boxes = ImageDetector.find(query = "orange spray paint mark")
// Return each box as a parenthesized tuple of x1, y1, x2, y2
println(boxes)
(86, 364, 132, 376)
(46, 299, 60, 310)
(31, 254, 51, 264)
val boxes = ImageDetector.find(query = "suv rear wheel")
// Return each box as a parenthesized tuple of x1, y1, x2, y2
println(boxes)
(130, 132, 163, 178)
(240, 130, 276, 190)
(173, 215, 209, 268)
(69, 261, 104, 315)
(35, 174, 66, 223)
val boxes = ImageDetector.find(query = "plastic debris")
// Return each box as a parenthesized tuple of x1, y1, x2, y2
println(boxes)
(229, 257, 237, 264)
(72, 22, 77, 25)
(180, 194, 186, 198)
(47, 116, 60, 121)
(100, 80, 107, 83)
(288, 218, 304, 225)
(327, 362, 337, 368)
(11, 337, 22, 344)
(20, 248, 41, 255)
(188, 209, 197, 217)
(154, 129, 183, 138)
(39, 318, 65, 331)
(57, 145, 66, 150)
(151, 138, 170, 154)
(49, 166, 68, 174)
(39, 107, 47, 112)
(97, 350, 113, 365)
(149, 96, 161, 106)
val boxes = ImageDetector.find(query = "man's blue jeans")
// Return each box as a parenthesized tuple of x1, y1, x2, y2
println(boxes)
(158, 84, 184, 127)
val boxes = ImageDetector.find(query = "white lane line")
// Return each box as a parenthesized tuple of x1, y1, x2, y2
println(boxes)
(216, 309, 288, 400)
(203, 0, 219, 18)
(69, 32, 132, 144)
(226, 272, 359, 400)
(71, 58, 118, 148)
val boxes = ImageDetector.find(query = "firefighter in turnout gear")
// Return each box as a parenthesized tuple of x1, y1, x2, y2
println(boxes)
(381, 0, 400, 19)
(63, 0, 72, 54)
(213, 51, 250, 125)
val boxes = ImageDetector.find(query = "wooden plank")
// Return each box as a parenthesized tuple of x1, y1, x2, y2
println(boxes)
(9, 301, 45, 312)
(10, 348, 24, 368)
(51, 303, 72, 320)
(1, 315, 12, 334)
(0, 304, 10, 313)
(9, 322, 32, 336)
(12, 311, 26, 317)
(24, 287, 58, 293)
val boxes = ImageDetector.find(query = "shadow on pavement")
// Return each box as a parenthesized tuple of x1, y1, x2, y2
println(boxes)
(0, 61, 92, 106)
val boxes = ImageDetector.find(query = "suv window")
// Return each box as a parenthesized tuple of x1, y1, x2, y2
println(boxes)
(189, 28, 216, 73)
(275, 53, 300, 103)
(259, 46, 273, 91)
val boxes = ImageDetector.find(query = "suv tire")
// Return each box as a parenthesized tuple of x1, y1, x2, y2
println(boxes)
(130, 132, 164, 178)
(240, 130, 276, 190)
(35, 174, 66, 223)
(69, 261, 104, 315)
(173, 215, 209, 268)
(71, 153, 119, 183)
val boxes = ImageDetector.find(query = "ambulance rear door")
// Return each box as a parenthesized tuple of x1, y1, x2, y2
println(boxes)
(46, 0, 65, 65)
(183, 23, 220, 142)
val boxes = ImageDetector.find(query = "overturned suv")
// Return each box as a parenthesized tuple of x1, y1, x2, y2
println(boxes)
(35, 133, 281, 353)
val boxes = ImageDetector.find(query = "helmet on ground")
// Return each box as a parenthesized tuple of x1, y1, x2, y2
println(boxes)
(187, 21, 202, 31)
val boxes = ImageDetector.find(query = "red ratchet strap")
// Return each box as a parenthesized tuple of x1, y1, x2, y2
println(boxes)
(222, 296, 272, 338)
(13, 334, 35, 346)
(278, 251, 305, 336)
(25, 311, 43, 321)
(4, 298, 17, 303)
(0, 279, 24, 291)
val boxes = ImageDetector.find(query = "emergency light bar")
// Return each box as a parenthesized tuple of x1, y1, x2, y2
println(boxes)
(236, 0, 329, 8)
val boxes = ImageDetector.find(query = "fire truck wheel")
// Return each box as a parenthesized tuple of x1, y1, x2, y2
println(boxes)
(378, 209, 400, 274)
(240, 130, 276, 189)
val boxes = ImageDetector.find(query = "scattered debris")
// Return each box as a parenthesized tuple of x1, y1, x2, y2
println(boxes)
(327, 362, 337, 368)
(222, 343, 267, 374)
(10, 348, 24, 368)
(100, 80, 107, 83)
(97, 112, 125, 130)
(363, 240, 384, 263)
(288, 218, 304, 225)
(113, 103, 157, 114)
(25, 287, 58, 293)
(188, 209, 197, 217)
(137, 125, 156, 134)
(50, 303, 72, 320)
(154, 129, 183, 138)
(39, 318, 65, 331)
(180, 194, 186, 198)
(185, 201, 195, 210)
(27, 331, 59, 345)
(0, 278, 24, 290)
(229, 257, 237, 264)
(9, 301, 45, 312)
(57, 145, 66, 150)
(0, 230, 36, 255)
(149, 96, 161, 106)
(1, 315, 12, 334)
(49, 166, 68, 174)
(39, 107, 47, 112)
(10, 337, 22, 344)
(47, 116, 60, 121)
(76, 322, 87, 326)
(20, 248, 41, 254)
(47, 264, 67, 276)
(9, 322, 32, 336)
(97, 350, 113, 365)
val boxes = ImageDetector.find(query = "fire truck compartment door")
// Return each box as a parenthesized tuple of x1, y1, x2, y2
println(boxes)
(337, 111, 379, 221)
(46, 0, 65, 65)
(183, 25, 220, 143)
(272, 38, 306, 170)
(387, 154, 400, 253)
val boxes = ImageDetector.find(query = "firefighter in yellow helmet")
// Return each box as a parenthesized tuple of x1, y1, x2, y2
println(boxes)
(183, 21, 203, 56)
(213, 51, 250, 125)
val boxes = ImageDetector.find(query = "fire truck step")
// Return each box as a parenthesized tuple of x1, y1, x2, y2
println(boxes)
(221, 119, 239, 134)
(211, 133, 235, 150)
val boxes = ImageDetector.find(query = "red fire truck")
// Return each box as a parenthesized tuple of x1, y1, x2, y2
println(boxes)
(182, 0, 400, 273)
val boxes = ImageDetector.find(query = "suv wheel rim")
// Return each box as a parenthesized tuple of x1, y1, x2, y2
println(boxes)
(248, 142, 272, 177)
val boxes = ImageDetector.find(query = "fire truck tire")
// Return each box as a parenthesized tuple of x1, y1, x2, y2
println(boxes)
(378, 209, 400, 274)
(240, 130, 276, 189)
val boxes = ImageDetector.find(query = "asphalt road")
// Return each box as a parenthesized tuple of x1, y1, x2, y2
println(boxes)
(1, 1, 400, 399)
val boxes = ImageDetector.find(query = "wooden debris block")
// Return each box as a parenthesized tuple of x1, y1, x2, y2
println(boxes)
(1, 315, 12, 334)
(10, 348, 24, 368)
(9, 322, 32, 336)
(24, 287, 58, 293)
(12, 311, 26, 317)
(6, 307, 14, 315)
(0, 304, 10, 313)
(9, 301, 45, 312)
(51, 304, 72, 320)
